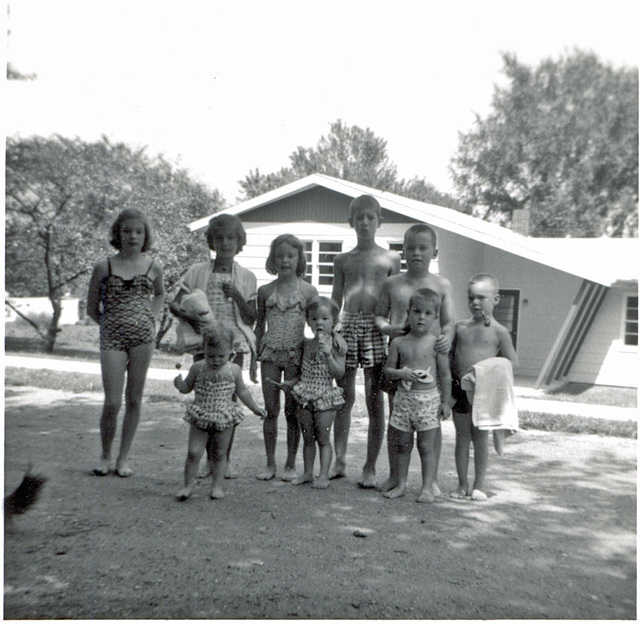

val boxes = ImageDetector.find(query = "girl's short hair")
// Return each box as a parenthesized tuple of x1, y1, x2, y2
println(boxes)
(306, 296, 340, 325)
(202, 324, 234, 351)
(205, 214, 247, 254)
(110, 209, 155, 252)
(265, 234, 307, 277)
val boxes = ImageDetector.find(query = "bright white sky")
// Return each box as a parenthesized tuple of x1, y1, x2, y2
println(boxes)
(5, 0, 639, 204)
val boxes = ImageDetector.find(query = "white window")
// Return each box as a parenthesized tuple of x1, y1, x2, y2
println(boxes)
(623, 294, 638, 347)
(302, 240, 343, 291)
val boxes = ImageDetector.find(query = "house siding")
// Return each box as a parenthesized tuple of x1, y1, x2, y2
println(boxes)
(568, 286, 639, 387)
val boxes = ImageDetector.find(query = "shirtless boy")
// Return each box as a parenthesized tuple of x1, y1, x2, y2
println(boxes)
(375, 223, 454, 494)
(383, 288, 451, 502)
(331, 195, 401, 487)
(450, 273, 518, 501)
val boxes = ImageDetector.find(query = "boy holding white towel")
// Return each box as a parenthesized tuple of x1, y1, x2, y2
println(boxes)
(450, 273, 518, 501)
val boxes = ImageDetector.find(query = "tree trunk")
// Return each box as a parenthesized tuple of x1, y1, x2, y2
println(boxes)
(44, 294, 62, 353)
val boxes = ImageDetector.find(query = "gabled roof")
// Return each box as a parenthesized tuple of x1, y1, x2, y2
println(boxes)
(190, 174, 638, 287)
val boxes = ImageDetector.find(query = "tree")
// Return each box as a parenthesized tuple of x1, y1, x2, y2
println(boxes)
(5, 135, 221, 352)
(451, 50, 638, 237)
(239, 119, 462, 209)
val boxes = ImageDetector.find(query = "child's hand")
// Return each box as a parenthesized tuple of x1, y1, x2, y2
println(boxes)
(266, 378, 294, 393)
(435, 334, 452, 354)
(439, 402, 452, 420)
(318, 330, 332, 356)
(387, 325, 407, 340)
(254, 406, 268, 419)
(173, 375, 184, 390)
(249, 359, 258, 384)
(399, 367, 420, 382)
(331, 330, 348, 357)
(220, 282, 240, 301)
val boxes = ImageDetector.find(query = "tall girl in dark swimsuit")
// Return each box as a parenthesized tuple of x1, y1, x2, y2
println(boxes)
(87, 209, 165, 477)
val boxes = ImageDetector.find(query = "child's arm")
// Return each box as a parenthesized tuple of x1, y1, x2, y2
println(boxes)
(150, 263, 166, 322)
(222, 282, 257, 326)
(497, 325, 519, 367)
(435, 278, 455, 354)
(233, 366, 267, 418)
(331, 254, 346, 310)
(383, 340, 419, 383)
(254, 286, 269, 354)
(174, 362, 199, 393)
(436, 351, 452, 420)
(86, 262, 107, 324)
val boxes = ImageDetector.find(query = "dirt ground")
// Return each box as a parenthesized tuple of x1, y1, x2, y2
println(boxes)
(3, 385, 637, 619)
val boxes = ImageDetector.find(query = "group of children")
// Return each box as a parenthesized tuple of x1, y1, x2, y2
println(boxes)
(89, 195, 518, 503)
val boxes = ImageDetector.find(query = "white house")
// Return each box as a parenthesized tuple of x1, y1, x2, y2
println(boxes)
(189, 174, 638, 389)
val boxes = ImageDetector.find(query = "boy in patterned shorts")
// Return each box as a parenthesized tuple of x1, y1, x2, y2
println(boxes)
(382, 288, 452, 502)
(331, 195, 401, 487)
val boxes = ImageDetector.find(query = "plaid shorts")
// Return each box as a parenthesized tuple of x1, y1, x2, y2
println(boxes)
(339, 311, 386, 369)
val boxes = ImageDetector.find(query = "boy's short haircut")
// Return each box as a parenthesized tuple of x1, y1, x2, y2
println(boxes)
(110, 208, 155, 252)
(203, 324, 234, 351)
(404, 223, 437, 247)
(469, 273, 500, 294)
(409, 287, 441, 314)
(206, 214, 247, 254)
(348, 195, 382, 221)
(306, 295, 340, 324)
(265, 233, 307, 277)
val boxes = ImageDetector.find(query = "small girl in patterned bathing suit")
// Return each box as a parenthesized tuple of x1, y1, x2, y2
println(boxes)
(174, 325, 266, 501)
(286, 297, 346, 489)
(87, 209, 165, 477)
(255, 234, 319, 482)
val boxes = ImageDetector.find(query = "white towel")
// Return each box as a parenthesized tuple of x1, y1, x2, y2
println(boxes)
(461, 357, 518, 432)
(176, 289, 216, 353)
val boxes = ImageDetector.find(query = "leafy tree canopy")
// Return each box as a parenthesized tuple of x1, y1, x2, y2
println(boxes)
(451, 50, 638, 237)
(239, 120, 462, 210)
(6, 135, 222, 350)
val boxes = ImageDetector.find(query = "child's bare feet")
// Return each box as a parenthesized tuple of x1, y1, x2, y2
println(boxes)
(93, 458, 110, 476)
(176, 486, 193, 502)
(292, 473, 313, 485)
(377, 478, 396, 492)
(449, 485, 470, 499)
(115, 461, 133, 478)
(281, 467, 297, 482)
(471, 489, 488, 501)
(329, 461, 346, 480)
(210, 486, 225, 499)
(198, 464, 212, 479)
(417, 488, 435, 503)
(383, 485, 406, 499)
(432, 482, 442, 497)
(312, 476, 329, 489)
(224, 467, 239, 480)
(358, 468, 377, 489)
(257, 466, 276, 481)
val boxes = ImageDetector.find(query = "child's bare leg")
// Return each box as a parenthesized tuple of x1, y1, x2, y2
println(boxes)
(451, 412, 473, 498)
(95, 351, 127, 474)
(312, 409, 335, 489)
(209, 428, 234, 499)
(293, 408, 315, 485)
(258, 362, 280, 480)
(379, 422, 400, 492)
(115, 343, 153, 477)
(471, 427, 489, 500)
(383, 427, 412, 499)
(282, 364, 301, 480)
(177, 424, 208, 501)
(222, 354, 245, 480)
(416, 428, 438, 503)
(432, 426, 442, 496)
(359, 364, 385, 488)
(331, 367, 356, 479)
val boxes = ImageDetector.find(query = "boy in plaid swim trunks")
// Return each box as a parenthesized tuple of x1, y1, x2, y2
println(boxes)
(331, 195, 401, 487)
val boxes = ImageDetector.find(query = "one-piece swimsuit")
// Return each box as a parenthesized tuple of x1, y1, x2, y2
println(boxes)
(100, 258, 155, 351)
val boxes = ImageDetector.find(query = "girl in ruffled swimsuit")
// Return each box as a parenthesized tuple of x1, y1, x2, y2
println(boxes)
(174, 325, 266, 501)
(87, 209, 165, 477)
(289, 297, 346, 489)
(255, 234, 318, 481)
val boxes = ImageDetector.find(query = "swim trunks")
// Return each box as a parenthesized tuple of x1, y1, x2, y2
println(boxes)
(339, 311, 386, 369)
(389, 386, 441, 432)
(100, 258, 155, 351)
(451, 375, 472, 414)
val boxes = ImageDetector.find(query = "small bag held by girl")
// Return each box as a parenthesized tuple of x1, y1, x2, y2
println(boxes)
(175, 289, 216, 353)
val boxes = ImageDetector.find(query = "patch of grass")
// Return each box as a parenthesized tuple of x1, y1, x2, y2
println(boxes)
(543, 382, 637, 408)
(519, 410, 637, 439)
